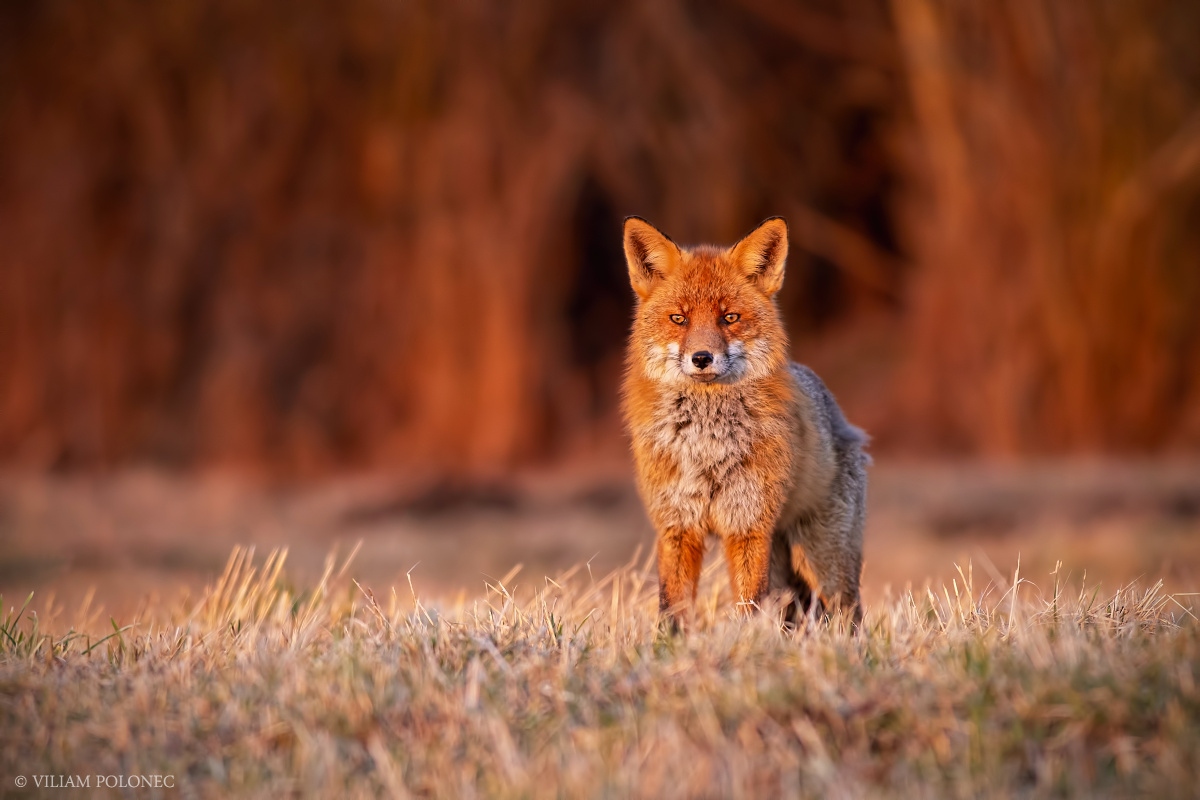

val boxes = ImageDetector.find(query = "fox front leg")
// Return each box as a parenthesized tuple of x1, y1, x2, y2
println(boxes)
(656, 527, 706, 629)
(723, 531, 771, 613)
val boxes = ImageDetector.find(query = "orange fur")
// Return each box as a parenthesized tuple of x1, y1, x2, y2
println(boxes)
(621, 217, 869, 629)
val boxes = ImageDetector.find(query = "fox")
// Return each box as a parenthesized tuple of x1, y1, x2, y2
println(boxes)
(620, 216, 868, 629)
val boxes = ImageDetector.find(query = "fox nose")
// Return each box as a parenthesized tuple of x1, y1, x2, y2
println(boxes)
(691, 351, 714, 369)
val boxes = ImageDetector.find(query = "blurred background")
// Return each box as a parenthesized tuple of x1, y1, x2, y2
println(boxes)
(2, 0, 1198, 621)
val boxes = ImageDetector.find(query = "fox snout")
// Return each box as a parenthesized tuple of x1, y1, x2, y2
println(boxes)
(683, 348, 720, 381)
(680, 342, 735, 382)
(678, 322, 729, 381)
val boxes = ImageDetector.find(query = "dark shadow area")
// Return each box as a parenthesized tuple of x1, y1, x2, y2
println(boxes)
(563, 174, 632, 424)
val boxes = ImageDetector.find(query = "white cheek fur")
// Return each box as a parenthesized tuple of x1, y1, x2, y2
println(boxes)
(643, 342, 689, 385)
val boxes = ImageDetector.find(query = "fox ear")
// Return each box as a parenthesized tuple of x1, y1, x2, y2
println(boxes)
(624, 216, 681, 301)
(731, 217, 788, 295)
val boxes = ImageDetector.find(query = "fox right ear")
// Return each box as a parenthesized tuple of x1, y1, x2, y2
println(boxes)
(623, 217, 681, 301)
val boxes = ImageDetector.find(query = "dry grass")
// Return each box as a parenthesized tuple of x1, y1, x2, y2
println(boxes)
(1, 546, 1197, 798)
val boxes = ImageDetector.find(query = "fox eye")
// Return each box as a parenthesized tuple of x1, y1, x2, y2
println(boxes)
(723, 313, 740, 324)
(669, 314, 687, 325)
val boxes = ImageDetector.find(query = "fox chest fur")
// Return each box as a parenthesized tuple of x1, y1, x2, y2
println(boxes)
(632, 382, 796, 538)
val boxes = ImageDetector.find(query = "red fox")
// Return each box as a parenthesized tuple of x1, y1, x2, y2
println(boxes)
(621, 216, 868, 628)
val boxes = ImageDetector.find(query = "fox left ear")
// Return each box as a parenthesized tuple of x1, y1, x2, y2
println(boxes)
(731, 217, 788, 295)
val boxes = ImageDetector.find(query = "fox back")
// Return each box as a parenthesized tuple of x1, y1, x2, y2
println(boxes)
(620, 216, 868, 627)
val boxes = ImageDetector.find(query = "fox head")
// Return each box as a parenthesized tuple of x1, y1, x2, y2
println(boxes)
(624, 216, 791, 387)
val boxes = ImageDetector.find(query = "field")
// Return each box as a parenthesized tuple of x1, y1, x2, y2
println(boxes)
(1, 546, 1197, 798)
(1, 463, 1199, 797)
